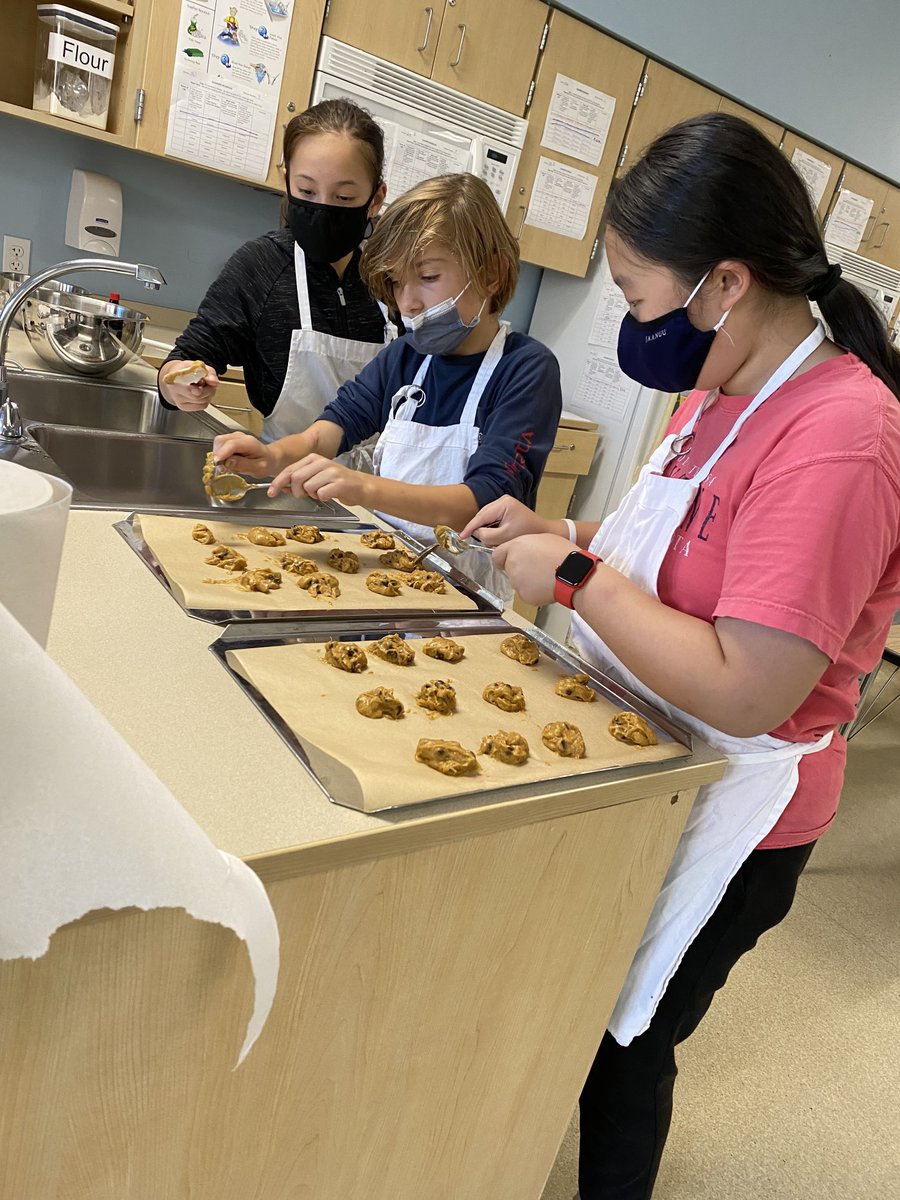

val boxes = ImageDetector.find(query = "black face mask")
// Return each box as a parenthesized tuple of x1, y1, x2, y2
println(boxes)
(285, 184, 376, 263)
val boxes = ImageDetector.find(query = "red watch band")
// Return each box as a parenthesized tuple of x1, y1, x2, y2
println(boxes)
(554, 550, 602, 609)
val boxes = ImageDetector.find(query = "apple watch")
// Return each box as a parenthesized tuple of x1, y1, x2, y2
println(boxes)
(554, 550, 601, 609)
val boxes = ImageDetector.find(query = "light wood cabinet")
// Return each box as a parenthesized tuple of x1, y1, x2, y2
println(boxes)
(1, 0, 148, 147)
(717, 97, 783, 145)
(511, 10, 645, 276)
(864, 184, 900, 270)
(617, 61, 718, 174)
(323, 0, 548, 116)
(322, 0, 442, 77)
(824, 163, 889, 254)
(780, 132, 844, 221)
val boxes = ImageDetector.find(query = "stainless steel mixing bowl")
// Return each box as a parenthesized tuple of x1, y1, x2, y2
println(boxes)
(0, 271, 88, 329)
(22, 292, 147, 377)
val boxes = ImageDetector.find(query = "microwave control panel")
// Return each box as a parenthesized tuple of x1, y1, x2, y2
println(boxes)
(474, 143, 520, 215)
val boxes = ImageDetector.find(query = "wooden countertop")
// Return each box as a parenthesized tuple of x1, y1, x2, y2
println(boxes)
(45, 511, 725, 870)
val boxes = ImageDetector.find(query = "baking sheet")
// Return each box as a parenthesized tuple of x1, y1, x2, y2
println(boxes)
(216, 622, 691, 813)
(119, 514, 496, 624)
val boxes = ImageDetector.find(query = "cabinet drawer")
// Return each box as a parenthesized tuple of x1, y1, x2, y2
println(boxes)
(546, 428, 599, 477)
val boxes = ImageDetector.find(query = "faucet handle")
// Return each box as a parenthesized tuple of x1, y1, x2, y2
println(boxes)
(0, 399, 24, 441)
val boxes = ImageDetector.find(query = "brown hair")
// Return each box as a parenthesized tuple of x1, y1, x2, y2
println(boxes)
(360, 173, 520, 313)
(280, 98, 385, 224)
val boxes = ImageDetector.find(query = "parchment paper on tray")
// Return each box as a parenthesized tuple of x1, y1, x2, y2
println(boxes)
(225, 632, 690, 812)
(135, 515, 479, 615)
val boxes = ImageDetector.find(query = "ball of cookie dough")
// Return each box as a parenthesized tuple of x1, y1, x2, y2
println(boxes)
(407, 569, 445, 593)
(366, 571, 402, 596)
(479, 730, 530, 765)
(422, 635, 465, 663)
(482, 681, 526, 712)
(192, 522, 216, 544)
(541, 721, 586, 758)
(361, 530, 395, 550)
(286, 524, 324, 544)
(246, 526, 286, 546)
(236, 568, 282, 593)
(416, 679, 457, 714)
(555, 673, 597, 702)
(278, 552, 318, 575)
(204, 545, 247, 572)
(415, 738, 479, 776)
(608, 711, 658, 747)
(500, 633, 540, 665)
(297, 572, 340, 598)
(379, 549, 419, 572)
(356, 687, 404, 720)
(370, 633, 415, 666)
(323, 640, 367, 673)
(327, 547, 360, 574)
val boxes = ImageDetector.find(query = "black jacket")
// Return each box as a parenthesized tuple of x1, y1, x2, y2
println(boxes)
(162, 228, 395, 415)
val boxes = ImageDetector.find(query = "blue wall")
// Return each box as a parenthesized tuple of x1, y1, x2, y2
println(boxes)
(0, 112, 542, 330)
(556, 0, 900, 182)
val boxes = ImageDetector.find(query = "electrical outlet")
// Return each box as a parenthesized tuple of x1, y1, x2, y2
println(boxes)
(2, 235, 31, 275)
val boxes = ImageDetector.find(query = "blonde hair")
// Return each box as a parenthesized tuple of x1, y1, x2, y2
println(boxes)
(360, 174, 520, 313)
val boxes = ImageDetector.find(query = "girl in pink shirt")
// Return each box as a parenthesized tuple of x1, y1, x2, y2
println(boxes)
(463, 113, 900, 1200)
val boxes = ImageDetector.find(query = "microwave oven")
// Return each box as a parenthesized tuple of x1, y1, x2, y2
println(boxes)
(311, 38, 528, 215)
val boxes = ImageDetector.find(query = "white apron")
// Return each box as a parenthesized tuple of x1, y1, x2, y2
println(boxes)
(570, 322, 833, 1045)
(371, 323, 515, 602)
(262, 244, 395, 450)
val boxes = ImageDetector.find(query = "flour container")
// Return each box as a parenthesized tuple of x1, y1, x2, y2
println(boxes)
(33, 4, 118, 130)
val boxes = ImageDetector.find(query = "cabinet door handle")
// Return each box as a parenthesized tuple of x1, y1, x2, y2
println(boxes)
(874, 221, 890, 250)
(417, 7, 433, 52)
(861, 213, 878, 244)
(550, 443, 577, 453)
(515, 204, 528, 239)
(450, 23, 467, 68)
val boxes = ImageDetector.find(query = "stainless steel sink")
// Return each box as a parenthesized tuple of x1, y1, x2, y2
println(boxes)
(10, 423, 354, 520)
(6, 371, 221, 438)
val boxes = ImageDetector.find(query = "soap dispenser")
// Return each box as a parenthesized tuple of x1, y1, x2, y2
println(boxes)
(65, 169, 122, 255)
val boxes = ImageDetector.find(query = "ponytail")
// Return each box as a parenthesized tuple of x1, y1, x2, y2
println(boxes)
(607, 112, 900, 400)
(817, 278, 900, 398)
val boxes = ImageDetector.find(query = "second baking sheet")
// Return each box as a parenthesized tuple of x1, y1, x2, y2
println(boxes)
(224, 628, 690, 812)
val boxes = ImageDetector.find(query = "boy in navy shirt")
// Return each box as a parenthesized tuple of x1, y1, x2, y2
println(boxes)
(213, 173, 562, 540)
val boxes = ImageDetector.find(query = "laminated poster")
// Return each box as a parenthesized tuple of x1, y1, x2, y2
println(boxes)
(165, 0, 295, 182)
(540, 73, 615, 168)
(588, 256, 630, 350)
(524, 156, 598, 242)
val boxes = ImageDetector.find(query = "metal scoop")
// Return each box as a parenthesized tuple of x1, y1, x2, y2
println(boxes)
(410, 524, 494, 566)
(206, 472, 272, 502)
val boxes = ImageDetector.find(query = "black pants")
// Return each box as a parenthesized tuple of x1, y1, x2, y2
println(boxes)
(578, 841, 816, 1200)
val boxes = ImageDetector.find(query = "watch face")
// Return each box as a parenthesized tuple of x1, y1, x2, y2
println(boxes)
(556, 551, 596, 588)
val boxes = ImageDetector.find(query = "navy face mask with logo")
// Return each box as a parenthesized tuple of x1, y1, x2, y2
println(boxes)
(616, 269, 730, 393)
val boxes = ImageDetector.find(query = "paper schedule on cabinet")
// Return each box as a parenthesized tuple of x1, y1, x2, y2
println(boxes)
(524, 157, 598, 241)
(790, 147, 832, 211)
(540, 73, 616, 167)
(165, 0, 294, 182)
(826, 188, 875, 252)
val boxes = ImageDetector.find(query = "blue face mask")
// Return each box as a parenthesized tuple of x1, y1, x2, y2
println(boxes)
(617, 270, 730, 393)
(401, 282, 486, 355)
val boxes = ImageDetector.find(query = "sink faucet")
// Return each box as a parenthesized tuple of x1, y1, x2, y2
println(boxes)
(0, 258, 167, 421)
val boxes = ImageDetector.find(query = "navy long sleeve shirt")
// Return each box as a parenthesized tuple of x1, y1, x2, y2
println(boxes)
(320, 330, 562, 509)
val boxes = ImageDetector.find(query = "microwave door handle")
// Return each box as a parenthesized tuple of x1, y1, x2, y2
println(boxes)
(469, 135, 482, 177)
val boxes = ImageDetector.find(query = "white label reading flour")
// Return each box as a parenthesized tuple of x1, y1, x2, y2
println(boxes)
(47, 32, 114, 79)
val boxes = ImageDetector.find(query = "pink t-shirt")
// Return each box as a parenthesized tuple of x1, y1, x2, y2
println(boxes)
(658, 352, 900, 848)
